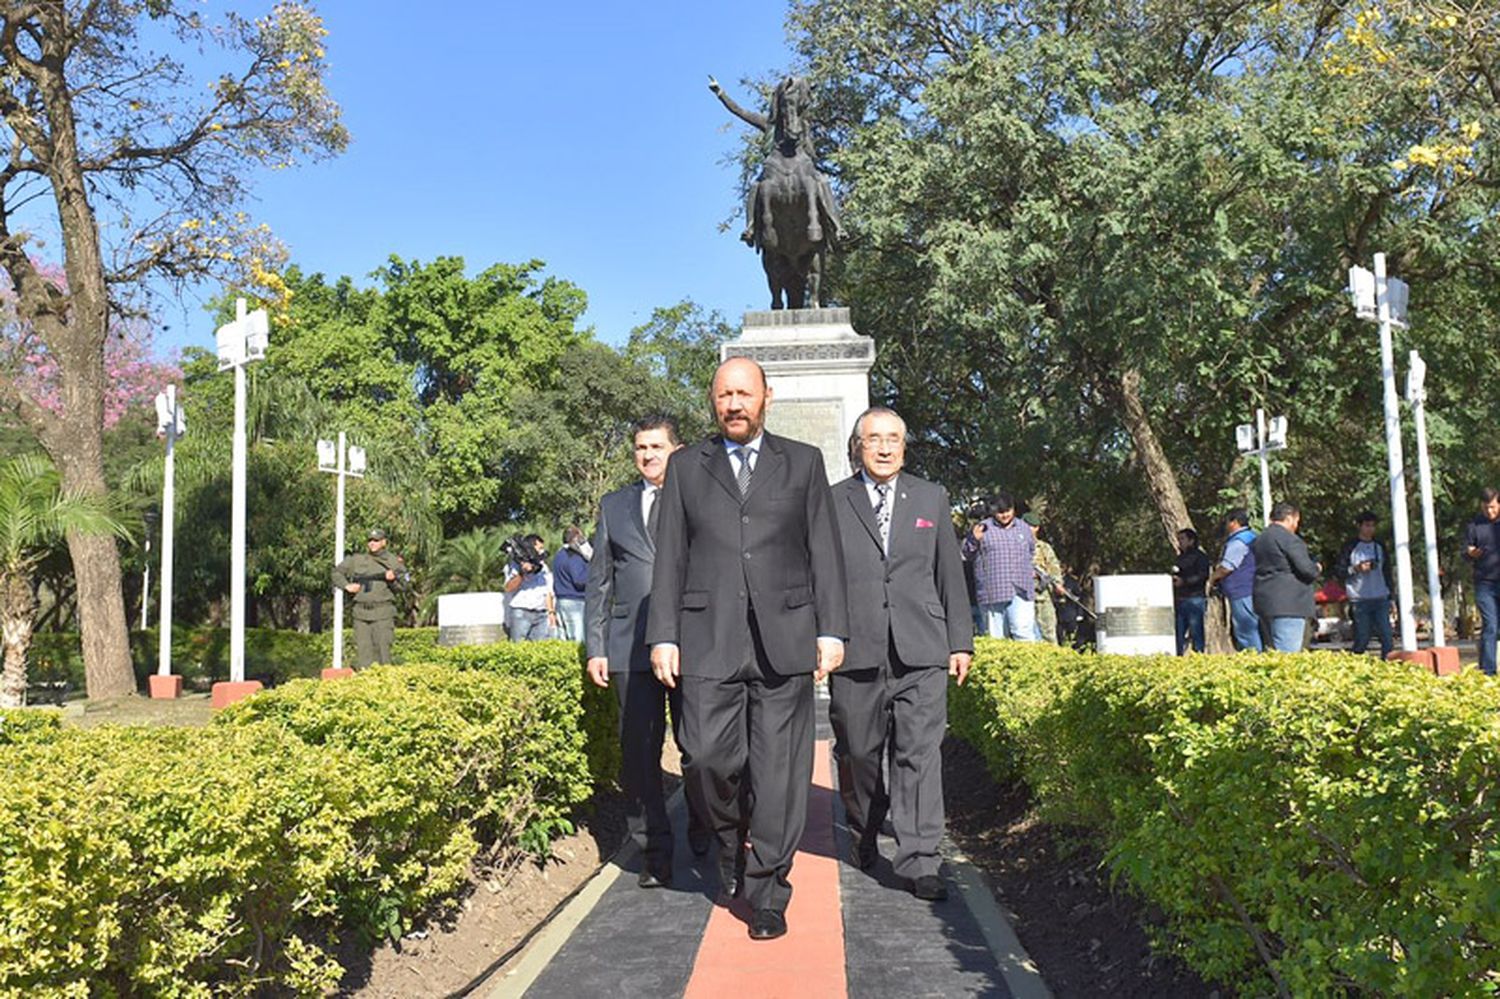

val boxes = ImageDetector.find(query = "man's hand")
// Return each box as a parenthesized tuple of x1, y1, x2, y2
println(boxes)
(1468, 545, 1483, 559)
(384, 568, 396, 581)
(971, 522, 986, 540)
(948, 652, 971, 686)
(344, 583, 361, 595)
(651, 644, 680, 689)
(813, 637, 844, 682)
(707, 74, 722, 94)
(586, 657, 610, 689)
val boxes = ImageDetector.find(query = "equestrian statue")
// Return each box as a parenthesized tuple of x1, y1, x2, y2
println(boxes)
(709, 74, 846, 310)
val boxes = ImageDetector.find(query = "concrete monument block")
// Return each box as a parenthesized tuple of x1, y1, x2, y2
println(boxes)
(437, 592, 508, 646)
(721, 307, 875, 482)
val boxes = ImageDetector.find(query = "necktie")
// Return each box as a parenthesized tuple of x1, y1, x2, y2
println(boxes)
(645, 486, 659, 539)
(874, 482, 891, 553)
(734, 446, 754, 495)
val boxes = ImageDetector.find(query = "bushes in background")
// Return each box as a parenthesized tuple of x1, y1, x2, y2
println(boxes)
(951, 640, 1500, 995)
(0, 645, 609, 995)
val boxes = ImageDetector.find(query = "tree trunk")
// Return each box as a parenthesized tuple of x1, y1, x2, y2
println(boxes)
(1, 574, 36, 708)
(1113, 368, 1234, 653)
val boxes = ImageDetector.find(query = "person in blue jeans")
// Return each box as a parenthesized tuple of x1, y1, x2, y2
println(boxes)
(1251, 501, 1321, 653)
(551, 526, 591, 642)
(1172, 527, 1211, 654)
(1338, 511, 1394, 658)
(1209, 509, 1262, 652)
(1463, 487, 1500, 676)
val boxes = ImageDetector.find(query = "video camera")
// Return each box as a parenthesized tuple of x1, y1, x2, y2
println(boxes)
(502, 534, 548, 575)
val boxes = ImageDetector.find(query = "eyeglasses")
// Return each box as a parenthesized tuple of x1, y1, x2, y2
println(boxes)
(861, 435, 904, 448)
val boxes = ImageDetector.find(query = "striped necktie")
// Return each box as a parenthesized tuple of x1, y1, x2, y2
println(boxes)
(734, 446, 754, 495)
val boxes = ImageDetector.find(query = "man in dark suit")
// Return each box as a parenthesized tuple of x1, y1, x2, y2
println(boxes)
(585, 415, 709, 889)
(830, 407, 972, 901)
(1251, 500, 1321, 652)
(648, 357, 848, 941)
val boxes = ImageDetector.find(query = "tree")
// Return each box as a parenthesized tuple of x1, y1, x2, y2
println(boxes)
(782, 0, 1500, 579)
(0, 454, 127, 707)
(0, 2, 346, 697)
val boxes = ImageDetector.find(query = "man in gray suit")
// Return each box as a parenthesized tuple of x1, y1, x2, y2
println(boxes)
(648, 357, 848, 941)
(830, 407, 972, 901)
(585, 415, 710, 888)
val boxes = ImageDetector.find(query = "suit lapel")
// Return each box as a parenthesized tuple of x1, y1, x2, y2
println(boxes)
(630, 480, 654, 555)
(743, 434, 784, 503)
(699, 438, 742, 504)
(845, 477, 884, 553)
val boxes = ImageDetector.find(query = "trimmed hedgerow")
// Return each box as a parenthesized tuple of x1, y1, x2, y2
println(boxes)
(0, 654, 610, 995)
(950, 640, 1500, 995)
(0, 707, 61, 746)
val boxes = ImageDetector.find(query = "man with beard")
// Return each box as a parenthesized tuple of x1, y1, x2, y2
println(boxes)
(648, 357, 848, 941)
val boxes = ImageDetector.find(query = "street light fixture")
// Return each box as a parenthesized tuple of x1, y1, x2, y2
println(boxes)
(1235, 408, 1287, 525)
(214, 299, 270, 702)
(1406, 350, 1445, 647)
(1348, 253, 1418, 653)
(317, 432, 367, 673)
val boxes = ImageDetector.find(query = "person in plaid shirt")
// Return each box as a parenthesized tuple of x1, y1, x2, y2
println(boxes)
(961, 492, 1038, 641)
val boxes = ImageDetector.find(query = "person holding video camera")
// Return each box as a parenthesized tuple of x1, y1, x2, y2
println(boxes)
(505, 533, 556, 641)
(331, 527, 407, 667)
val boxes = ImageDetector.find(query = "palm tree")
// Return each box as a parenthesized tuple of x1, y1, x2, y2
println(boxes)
(418, 527, 511, 622)
(1, 454, 129, 707)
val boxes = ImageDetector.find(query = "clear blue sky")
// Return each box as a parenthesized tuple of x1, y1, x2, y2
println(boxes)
(155, 0, 799, 351)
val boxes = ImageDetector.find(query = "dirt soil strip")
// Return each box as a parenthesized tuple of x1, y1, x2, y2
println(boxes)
(941, 736, 1219, 998)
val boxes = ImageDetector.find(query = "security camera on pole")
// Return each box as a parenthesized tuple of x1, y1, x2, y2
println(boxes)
(148, 385, 186, 699)
(317, 432, 366, 680)
(1405, 350, 1461, 673)
(1234, 409, 1288, 526)
(210, 298, 270, 709)
(1348, 254, 1419, 656)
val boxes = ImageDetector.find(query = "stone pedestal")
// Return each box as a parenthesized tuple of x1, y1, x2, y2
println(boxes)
(321, 668, 355, 681)
(721, 308, 875, 483)
(210, 680, 263, 710)
(147, 674, 182, 700)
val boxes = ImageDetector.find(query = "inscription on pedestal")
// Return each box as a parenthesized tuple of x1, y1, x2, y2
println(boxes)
(768, 398, 849, 480)
(723, 341, 874, 364)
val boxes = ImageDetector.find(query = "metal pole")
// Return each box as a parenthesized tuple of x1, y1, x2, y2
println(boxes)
(1257, 408, 1272, 525)
(229, 299, 249, 683)
(157, 385, 177, 677)
(1376, 255, 1418, 652)
(140, 527, 151, 630)
(1410, 352, 1445, 647)
(332, 431, 347, 671)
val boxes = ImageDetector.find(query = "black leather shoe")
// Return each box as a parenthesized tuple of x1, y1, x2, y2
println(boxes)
(911, 875, 948, 901)
(854, 840, 878, 871)
(638, 866, 671, 889)
(748, 908, 787, 940)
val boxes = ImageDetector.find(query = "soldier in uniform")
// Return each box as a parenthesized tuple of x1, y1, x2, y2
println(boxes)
(1024, 512, 1065, 645)
(332, 528, 406, 667)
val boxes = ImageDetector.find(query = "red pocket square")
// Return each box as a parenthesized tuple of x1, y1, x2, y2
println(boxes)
(914, 517, 935, 529)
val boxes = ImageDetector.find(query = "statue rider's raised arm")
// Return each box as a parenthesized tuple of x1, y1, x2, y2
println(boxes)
(708, 76, 769, 133)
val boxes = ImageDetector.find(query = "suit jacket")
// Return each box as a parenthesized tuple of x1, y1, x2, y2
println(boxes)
(646, 432, 849, 677)
(584, 481, 657, 672)
(834, 473, 973, 670)
(1251, 522, 1319, 620)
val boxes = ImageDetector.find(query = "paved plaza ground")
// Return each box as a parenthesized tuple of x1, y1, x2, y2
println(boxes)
(483, 696, 1046, 999)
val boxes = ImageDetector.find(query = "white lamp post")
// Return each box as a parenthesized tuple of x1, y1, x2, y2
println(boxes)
(1234, 409, 1288, 525)
(149, 385, 186, 698)
(1349, 253, 1417, 652)
(214, 299, 269, 698)
(1406, 350, 1445, 648)
(317, 432, 367, 672)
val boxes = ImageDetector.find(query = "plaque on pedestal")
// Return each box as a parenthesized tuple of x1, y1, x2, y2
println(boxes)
(720, 307, 875, 482)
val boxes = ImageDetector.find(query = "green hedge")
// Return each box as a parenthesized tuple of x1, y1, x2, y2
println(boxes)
(950, 640, 1500, 995)
(0, 652, 609, 995)
(0, 708, 60, 747)
(26, 626, 445, 693)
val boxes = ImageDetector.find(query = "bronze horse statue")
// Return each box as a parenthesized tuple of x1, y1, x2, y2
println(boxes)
(710, 75, 845, 309)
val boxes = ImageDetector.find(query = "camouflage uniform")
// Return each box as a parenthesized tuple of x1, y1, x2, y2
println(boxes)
(1033, 539, 1064, 645)
(331, 549, 405, 667)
